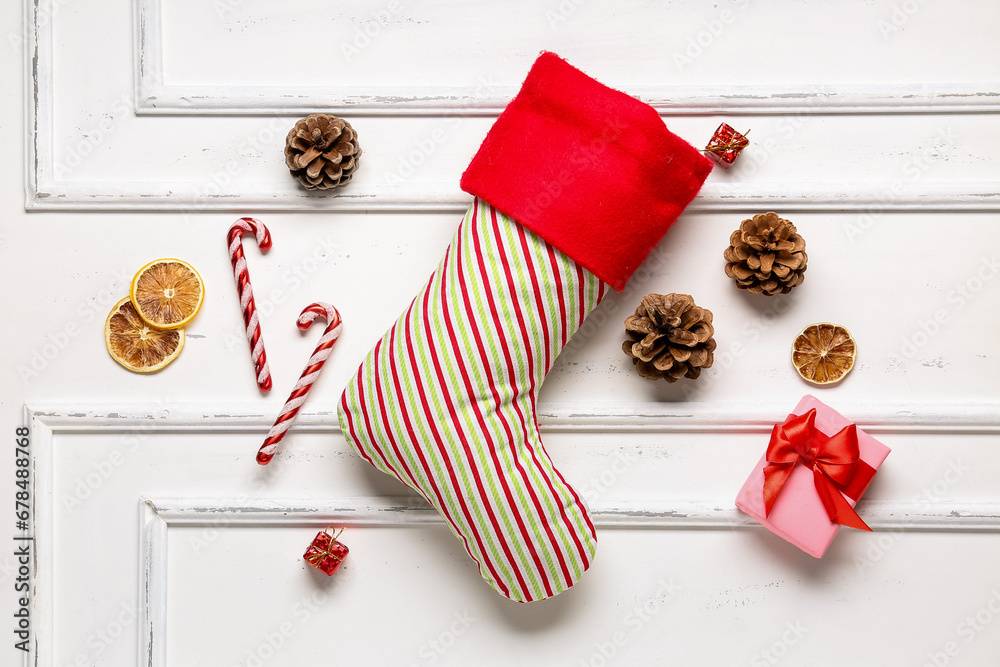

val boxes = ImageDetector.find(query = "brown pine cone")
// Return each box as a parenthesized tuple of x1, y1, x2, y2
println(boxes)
(284, 114, 361, 191)
(622, 293, 716, 382)
(724, 212, 807, 295)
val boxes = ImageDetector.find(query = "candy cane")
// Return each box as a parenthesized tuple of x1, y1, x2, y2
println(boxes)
(257, 303, 343, 465)
(228, 218, 273, 392)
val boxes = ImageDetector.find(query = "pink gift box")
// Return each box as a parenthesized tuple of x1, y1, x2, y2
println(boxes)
(735, 395, 891, 558)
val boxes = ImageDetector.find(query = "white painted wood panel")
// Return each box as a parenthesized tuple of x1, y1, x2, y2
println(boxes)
(27, 408, 1000, 666)
(16, 213, 1000, 406)
(142, 0, 1000, 113)
(5, 0, 1000, 665)
(25, 0, 1000, 210)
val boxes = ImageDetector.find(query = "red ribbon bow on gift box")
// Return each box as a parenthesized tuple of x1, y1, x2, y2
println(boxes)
(763, 408, 877, 531)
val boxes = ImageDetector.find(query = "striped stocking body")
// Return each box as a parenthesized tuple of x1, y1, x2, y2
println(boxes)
(339, 199, 607, 602)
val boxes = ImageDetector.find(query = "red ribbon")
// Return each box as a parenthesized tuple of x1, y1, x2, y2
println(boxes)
(763, 408, 876, 531)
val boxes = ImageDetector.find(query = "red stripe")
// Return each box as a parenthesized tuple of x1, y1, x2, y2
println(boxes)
(465, 207, 572, 592)
(356, 339, 417, 489)
(385, 300, 494, 588)
(545, 244, 570, 350)
(339, 388, 376, 468)
(575, 263, 586, 326)
(450, 204, 556, 597)
(419, 240, 532, 600)
(399, 255, 515, 599)
(515, 225, 552, 375)
(229, 222, 272, 391)
(549, 467, 596, 540)
(492, 208, 594, 565)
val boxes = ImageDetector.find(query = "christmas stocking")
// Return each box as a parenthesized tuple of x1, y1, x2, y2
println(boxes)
(338, 52, 712, 602)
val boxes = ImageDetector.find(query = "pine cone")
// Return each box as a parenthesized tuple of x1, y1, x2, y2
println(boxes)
(622, 293, 716, 382)
(724, 212, 807, 295)
(284, 114, 361, 191)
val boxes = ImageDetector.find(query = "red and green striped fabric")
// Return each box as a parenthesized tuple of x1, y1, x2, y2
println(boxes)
(339, 198, 607, 602)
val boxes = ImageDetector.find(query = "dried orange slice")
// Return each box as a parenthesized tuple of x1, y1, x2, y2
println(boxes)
(792, 323, 856, 385)
(130, 258, 204, 329)
(105, 297, 184, 372)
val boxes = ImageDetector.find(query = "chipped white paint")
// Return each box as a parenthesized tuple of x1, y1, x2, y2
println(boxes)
(138, 500, 167, 667)
(23, 0, 1000, 212)
(135, 495, 1000, 667)
(24, 400, 1000, 434)
(13, 0, 1000, 665)
(140, 496, 1000, 531)
(132, 0, 1000, 116)
(23, 398, 1000, 666)
(131, 83, 1000, 117)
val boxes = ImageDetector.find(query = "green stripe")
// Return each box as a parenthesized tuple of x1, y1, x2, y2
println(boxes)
(440, 210, 542, 598)
(495, 208, 593, 571)
(489, 208, 581, 584)
(337, 199, 607, 601)
(414, 212, 518, 594)
(391, 258, 503, 589)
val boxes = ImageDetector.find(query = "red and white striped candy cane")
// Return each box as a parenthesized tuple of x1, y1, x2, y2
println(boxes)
(257, 303, 343, 465)
(228, 217, 273, 392)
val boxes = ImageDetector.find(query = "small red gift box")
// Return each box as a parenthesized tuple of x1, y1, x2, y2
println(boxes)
(303, 527, 349, 575)
(735, 396, 891, 558)
(704, 123, 750, 167)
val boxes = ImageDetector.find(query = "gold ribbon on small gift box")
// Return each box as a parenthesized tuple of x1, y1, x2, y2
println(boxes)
(703, 124, 751, 162)
(305, 526, 346, 566)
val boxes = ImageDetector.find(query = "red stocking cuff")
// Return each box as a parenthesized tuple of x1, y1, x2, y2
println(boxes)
(461, 52, 713, 292)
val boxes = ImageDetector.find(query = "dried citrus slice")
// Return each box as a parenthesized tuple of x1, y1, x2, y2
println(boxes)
(792, 323, 856, 385)
(105, 297, 184, 372)
(130, 258, 204, 329)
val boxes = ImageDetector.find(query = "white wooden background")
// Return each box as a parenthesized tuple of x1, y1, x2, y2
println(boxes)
(3, 0, 1000, 665)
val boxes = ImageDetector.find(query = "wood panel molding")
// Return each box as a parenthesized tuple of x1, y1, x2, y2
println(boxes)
(23, 0, 1000, 212)
(24, 399, 1000, 666)
(133, 0, 1000, 117)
